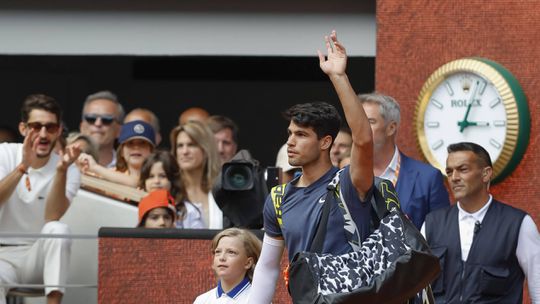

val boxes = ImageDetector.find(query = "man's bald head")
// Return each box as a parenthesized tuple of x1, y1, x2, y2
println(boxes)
(178, 107, 210, 125)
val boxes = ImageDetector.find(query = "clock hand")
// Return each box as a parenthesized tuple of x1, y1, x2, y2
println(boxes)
(467, 121, 490, 127)
(458, 81, 479, 132)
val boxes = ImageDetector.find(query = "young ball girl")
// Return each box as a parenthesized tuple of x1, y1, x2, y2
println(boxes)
(138, 150, 204, 228)
(194, 228, 262, 304)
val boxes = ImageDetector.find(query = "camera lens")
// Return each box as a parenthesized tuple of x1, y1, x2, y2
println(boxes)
(224, 164, 254, 190)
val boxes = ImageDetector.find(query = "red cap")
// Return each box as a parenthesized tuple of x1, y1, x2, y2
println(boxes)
(138, 189, 177, 226)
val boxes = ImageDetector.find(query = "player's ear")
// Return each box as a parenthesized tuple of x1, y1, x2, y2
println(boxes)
(320, 135, 332, 150)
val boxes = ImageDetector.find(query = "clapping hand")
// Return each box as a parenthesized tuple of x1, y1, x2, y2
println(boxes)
(21, 128, 39, 169)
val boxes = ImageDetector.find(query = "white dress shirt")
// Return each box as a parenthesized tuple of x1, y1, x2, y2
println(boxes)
(378, 146, 400, 185)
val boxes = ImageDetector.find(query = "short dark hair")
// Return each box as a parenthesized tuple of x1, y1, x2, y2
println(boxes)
(20, 94, 62, 123)
(207, 115, 239, 144)
(339, 125, 352, 136)
(283, 102, 341, 140)
(447, 142, 492, 167)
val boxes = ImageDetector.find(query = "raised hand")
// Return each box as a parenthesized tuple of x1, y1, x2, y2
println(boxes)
(21, 128, 38, 168)
(318, 30, 347, 77)
(77, 152, 98, 174)
(57, 143, 81, 171)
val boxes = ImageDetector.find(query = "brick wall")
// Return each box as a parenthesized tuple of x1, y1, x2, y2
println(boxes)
(376, 1, 540, 302)
(98, 232, 291, 304)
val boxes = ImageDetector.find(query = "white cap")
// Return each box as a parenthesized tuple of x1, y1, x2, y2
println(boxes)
(275, 144, 300, 172)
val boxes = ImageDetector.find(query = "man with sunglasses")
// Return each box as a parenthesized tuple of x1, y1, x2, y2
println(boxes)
(0, 94, 81, 304)
(79, 90, 124, 168)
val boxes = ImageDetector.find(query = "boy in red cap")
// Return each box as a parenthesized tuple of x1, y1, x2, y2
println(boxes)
(138, 189, 177, 228)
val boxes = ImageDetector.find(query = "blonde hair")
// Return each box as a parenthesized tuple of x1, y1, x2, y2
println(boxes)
(169, 120, 220, 193)
(211, 228, 262, 281)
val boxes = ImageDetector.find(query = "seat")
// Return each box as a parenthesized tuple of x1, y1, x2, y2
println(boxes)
(6, 288, 45, 304)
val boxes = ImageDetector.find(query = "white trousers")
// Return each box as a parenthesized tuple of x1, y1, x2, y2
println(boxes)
(0, 221, 72, 303)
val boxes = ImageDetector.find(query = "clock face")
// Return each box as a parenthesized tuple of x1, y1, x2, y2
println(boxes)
(422, 72, 507, 170)
(415, 58, 530, 184)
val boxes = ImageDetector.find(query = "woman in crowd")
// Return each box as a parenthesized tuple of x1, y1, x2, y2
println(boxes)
(137, 189, 177, 229)
(193, 228, 262, 304)
(78, 120, 155, 187)
(170, 120, 222, 229)
(138, 150, 204, 228)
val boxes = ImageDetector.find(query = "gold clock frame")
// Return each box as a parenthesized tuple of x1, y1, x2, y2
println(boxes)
(414, 58, 530, 184)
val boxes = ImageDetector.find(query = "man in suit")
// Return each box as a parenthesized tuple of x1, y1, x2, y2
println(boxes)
(359, 92, 450, 229)
(422, 142, 539, 303)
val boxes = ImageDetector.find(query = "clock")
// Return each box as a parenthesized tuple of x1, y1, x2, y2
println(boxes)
(414, 58, 530, 184)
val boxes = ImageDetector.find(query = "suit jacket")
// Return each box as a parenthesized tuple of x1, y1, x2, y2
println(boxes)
(395, 151, 450, 229)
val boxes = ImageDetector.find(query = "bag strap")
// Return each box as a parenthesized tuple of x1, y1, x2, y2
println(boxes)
(370, 178, 401, 230)
(270, 174, 402, 252)
(270, 183, 287, 228)
(270, 181, 333, 254)
(308, 185, 335, 253)
(331, 169, 362, 251)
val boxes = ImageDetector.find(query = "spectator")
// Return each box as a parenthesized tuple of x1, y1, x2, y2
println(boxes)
(124, 108, 162, 146)
(0, 125, 19, 143)
(194, 228, 262, 304)
(178, 107, 210, 125)
(275, 143, 301, 183)
(330, 126, 352, 167)
(250, 31, 374, 303)
(66, 132, 99, 164)
(138, 150, 204, 228)
(78, 120, 155, 187)
(53, 123, 69, 155)
(207, 115, 239, 165)
(359, 92, 450, 229)
(0, 94, 81, 304)
(422, 142, 539, 303)
(137, 189, 177, 229)
(170, 121, 222, 229)
(79, 90, 124, 168)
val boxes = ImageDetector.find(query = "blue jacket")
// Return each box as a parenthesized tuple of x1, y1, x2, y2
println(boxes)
(395, 152, 450, 229)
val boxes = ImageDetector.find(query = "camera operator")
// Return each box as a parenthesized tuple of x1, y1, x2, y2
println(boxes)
(207, 115, 239, 166)
(213, 149, 272, 229)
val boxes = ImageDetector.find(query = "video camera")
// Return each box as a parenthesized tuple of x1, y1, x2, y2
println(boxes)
(212, 150, 281, 229)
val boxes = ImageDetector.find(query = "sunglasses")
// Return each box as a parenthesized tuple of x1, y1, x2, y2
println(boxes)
(83, 114, 117, 126)
(26, 122, 60, 134)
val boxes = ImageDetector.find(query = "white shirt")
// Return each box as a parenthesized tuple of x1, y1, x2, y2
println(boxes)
(106, 149, 117, 169)
(421, 195, 540, 303)
(176, 201, 205, 229)
(0, 143, 81, 245)
(194, 278, 251, 304)
(192, 192, 223, 229)
(378, 146, 399, 185)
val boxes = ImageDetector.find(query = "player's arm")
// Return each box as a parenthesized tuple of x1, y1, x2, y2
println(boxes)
(319, 30, 373, 200)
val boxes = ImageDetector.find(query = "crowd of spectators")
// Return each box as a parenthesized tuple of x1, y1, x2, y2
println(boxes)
(0, 31, 538, 304)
